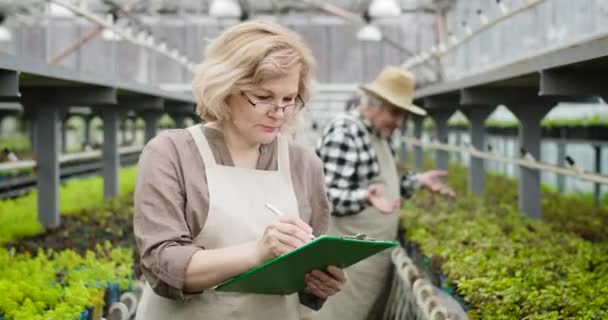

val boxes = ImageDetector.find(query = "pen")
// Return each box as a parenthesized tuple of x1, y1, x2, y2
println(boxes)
(265, 203, 316, 240)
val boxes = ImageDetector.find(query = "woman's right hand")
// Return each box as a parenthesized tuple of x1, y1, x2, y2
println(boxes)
(256, 216, 315, 263)
(367, 183, 400, 214)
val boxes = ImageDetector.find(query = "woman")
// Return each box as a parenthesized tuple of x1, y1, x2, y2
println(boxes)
(133, 21, 346, 320)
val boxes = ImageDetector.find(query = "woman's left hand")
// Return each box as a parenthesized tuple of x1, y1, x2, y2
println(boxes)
(304, 266, 347, 299)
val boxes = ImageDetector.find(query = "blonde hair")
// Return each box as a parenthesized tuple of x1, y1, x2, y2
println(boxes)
(193, 21, 317, 125)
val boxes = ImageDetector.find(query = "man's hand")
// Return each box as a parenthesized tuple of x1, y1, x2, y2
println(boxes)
(304, 266, 347, 299)
(367, 184, 400, 214)
(417, 170, 456, 197)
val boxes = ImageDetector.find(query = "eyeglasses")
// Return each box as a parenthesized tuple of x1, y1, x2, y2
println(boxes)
(241, 91, 305, 117)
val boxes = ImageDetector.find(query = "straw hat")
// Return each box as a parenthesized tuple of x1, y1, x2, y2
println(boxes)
(359, 66, 427, 116)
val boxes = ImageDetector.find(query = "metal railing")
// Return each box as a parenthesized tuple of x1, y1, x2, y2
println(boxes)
(402, 136, 608, 185)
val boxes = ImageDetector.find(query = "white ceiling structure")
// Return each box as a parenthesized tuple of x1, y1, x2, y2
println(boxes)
(0, 0, 442, 21)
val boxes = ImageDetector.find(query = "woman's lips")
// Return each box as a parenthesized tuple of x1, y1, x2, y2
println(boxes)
(260, 125, 279, 133)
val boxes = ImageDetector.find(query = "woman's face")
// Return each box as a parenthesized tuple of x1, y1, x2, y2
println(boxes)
(226, 66, 301, 145)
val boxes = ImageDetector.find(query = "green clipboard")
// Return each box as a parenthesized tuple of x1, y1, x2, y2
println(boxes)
(215, 235, 398, 295)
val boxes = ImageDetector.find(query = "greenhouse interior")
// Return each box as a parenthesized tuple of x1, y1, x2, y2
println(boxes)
(0, 0, 607, 319)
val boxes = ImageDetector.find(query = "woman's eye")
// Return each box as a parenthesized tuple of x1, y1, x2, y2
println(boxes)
(255, 96, 271, 100)
(283, 97, 295, 102)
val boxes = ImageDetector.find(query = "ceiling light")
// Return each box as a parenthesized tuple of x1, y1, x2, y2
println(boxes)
(368, 0, 401, 18)
(209, 0, 242, 18)
(356, 24, 383, 42)
(47, 3, 75, 18)
(101, 28, 121, 41)
(0, 25, 12, 42)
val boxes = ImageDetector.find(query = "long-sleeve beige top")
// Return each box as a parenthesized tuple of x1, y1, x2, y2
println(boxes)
(134, 126, 330, 301)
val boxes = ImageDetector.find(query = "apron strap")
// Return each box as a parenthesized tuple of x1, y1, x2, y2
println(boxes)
(187, 124, 217, 169)
(276, 134, 292, 186)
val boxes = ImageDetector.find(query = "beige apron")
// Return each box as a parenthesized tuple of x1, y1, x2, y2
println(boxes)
(136, 125, 302, 320)
(313, 115, 400, 320)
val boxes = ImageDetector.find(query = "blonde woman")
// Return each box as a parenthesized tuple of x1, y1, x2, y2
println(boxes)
(133, 21, 346, 320)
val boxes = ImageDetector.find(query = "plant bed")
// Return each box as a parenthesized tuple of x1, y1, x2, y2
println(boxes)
(401, 189, 608, 319)
(0, 167, 137, 244)
(0, 243, 133, 320)
(2, 193, 141, 279)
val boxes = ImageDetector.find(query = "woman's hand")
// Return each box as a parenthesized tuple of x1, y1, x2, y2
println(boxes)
(256, 216, 315, 264)
(367, 184, 400, 214)
(304, 266, 347, 299)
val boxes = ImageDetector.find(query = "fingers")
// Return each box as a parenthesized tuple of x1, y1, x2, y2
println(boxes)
(367, 184, 381, 197)
(274, 216, 314, 243)
(304, 279, 330, 299)
(278, 216, 313, 234)
(262, 216, 314, 258)
(262, 229, 297, 257)
(432, 170, 449, 177)
(304, 274, 336, 299)
(304, 266, 347, 299)
(326, 266, 347, 283)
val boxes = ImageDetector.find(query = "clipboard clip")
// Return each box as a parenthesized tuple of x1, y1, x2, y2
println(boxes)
(342, 233, 375, 241)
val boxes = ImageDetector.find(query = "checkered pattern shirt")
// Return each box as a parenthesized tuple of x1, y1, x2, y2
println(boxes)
(315, 110, 419, 217)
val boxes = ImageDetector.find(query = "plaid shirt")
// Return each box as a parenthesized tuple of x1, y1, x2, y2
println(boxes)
(315, 110, 419, 216)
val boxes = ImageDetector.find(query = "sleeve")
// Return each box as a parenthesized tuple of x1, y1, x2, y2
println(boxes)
(133, 135, 204, 302)
(315, 125, 369, 216)
(400, 172, 420, 199)
(298, 149, 331, 310)
(307, 154, 331, 236)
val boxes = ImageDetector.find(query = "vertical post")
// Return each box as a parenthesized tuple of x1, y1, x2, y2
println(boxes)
(412, 115, 424, 170)
(61, 116, 68, 153)
(84, 115, 92, 147)
(455, 130, 462, 164)
(102, 110, 120, 198)
(462, 107, 493, 195)
(594, 144, 602, 207)
(508, 104, 553, 219)
(130, 117, 138, 144)
(34, 106, 61, 228)
(172, 114, 186, 129)
(556, 139, 566, 193)
(143, 111, 162, 143)
(0, 114, 4, 136)
(429, 110, 454, 171)
(121, 117, 128, 146)
(399, 125, 408, 162)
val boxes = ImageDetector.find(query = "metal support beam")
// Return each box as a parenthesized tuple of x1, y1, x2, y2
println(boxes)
(556, 128, 566, 192)
(61, 117, 68, 153)
(539, 69, 605, 98)
(32, 106, 61, 228)
(21, 86, 117, 106)
(102, 110, 120, 198)
(120, 117, 128, 145)
(84, 115, 92, 147)
(21, 86, 119, 229)
(461, 87, 540, 106)
(143, 111, 162, 143)
(424, 93, 460, 110)
(0, 70, 19, 100)
(462, 107, 494, 195)
(130, 117, 138, 144)
(117, 95, 164, 110)
(594, 144, 602, 207)
(171, 113, 186, 129)
(428, 110, 455, 171)
(412, 115, 424, 170)
(507, 104, 554, 219)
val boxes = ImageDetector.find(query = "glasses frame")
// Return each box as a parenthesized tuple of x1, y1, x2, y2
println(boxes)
(241, 91, 305, 116)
